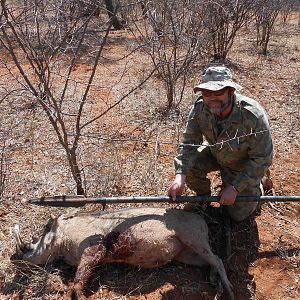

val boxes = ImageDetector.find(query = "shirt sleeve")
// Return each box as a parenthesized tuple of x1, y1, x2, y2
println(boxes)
(231, 114, 273, 192)
(174, 105, 203, 174)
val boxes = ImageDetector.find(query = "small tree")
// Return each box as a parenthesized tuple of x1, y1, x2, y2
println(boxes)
(203, 0, 255, 61)
(59, 0, 124, 29)
(281, 0, 295, 24)
(0, 0, 157, 195)
(0, 0, 146, 195)
(255, 0, 285, 54)
(129, 0, 210, 108)
(104, 0, 125, 29)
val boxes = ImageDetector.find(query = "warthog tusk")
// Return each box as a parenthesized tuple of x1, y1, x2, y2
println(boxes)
(11, 224, 25, 256)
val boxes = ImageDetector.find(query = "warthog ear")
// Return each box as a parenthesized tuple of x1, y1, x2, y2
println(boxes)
(43, 215, 57, 233)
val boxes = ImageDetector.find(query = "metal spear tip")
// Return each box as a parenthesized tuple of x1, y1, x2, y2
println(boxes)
(29, 195, 86, 207)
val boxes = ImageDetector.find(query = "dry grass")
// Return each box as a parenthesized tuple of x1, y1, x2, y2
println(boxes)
(0, 260, 67, 299)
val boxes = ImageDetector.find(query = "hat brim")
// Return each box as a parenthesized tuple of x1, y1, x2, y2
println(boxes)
(194, 80, 242, 93)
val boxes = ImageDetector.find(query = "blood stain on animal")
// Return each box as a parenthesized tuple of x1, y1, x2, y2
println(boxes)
(105, 230, 137, 259)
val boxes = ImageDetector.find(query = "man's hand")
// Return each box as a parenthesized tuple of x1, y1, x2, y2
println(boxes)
(168, 174, 186, 202)
(219, 185, 238, 205)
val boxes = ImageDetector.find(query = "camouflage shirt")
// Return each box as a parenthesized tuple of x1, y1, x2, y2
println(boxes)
(175, 93, 273, 192)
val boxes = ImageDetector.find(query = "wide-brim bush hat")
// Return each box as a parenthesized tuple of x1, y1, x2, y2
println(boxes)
(194, 66, 242, 93)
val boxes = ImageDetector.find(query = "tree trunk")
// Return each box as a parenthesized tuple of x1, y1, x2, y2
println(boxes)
(167, 83, 174, 109)
(104, 0, 124, 30)
(68, 149, 85, 195)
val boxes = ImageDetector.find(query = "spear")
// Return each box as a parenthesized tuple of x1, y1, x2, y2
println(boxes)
(29, 195, 300, 208)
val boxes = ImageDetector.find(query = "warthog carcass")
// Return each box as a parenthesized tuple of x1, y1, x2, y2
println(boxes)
(12, 207, 234, 299)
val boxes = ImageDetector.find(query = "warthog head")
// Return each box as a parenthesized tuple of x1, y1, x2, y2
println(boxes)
(11, 215, 58, 264)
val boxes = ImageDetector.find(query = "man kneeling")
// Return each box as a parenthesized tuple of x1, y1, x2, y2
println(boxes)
(168, 66, 273, 221)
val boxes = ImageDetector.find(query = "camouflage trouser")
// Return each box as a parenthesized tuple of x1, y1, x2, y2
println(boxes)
(186, 147, 260, 222)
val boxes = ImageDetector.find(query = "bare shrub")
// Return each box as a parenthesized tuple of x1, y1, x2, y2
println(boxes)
(0, 0, 153, 195)
(254, 0, 285, 54)
(0, 0, 114, 195)
(202, 0, 255, 61)
(128, 0, 211, 108)
(281, 0, 296, 25)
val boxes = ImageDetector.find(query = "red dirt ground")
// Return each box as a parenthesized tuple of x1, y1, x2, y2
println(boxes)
(0, 16, 299, 300)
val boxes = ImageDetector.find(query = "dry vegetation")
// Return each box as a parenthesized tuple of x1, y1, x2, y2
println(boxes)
(0, 2, 299, 300)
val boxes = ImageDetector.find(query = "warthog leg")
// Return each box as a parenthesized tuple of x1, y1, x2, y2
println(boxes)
(67, 230, 137, 299)
(176, 226, 234, 300)
(194, 244, 234, 300)
(67, 237, 107, 300)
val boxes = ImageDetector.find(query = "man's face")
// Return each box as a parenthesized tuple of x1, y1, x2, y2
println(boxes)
(201, 87, 233, 116)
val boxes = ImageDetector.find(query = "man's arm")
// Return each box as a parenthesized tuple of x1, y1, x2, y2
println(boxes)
(168, 103, 203, 201)
(174, 104, 203, 174)
(231, 115, 273, 193)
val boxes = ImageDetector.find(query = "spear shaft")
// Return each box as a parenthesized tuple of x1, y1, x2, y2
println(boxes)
(29, 195, 300, 207)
